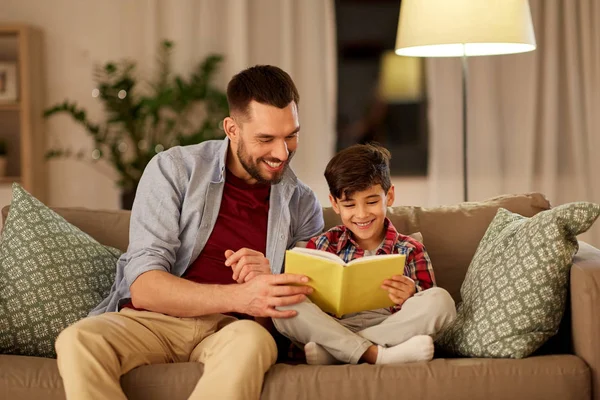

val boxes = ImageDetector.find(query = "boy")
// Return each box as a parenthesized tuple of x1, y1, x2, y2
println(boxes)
(274, 143, 456, 365)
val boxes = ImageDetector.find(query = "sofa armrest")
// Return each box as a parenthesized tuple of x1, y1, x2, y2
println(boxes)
(571, 241, 600, 400)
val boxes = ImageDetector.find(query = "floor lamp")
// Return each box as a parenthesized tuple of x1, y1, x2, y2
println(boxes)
(394, 0, 536, 202)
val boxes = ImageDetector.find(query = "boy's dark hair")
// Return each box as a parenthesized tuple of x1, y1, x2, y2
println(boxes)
(227, 65, 299, 119)
(325, 143, 392, 200)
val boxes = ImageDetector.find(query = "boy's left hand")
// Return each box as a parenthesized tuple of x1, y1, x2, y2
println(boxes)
(225, 248, 272, 283)
(381, 275, 416, 306)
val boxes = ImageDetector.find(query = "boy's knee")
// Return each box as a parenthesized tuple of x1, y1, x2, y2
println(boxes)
(274, 300, 304, 313)
(424, 287, 457, 323)
(272, 298, 313, 332)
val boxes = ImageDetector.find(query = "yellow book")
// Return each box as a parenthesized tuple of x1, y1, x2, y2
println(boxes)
(284, 247, 406, 317)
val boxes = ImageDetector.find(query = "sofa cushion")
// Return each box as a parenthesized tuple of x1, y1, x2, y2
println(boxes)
(436, 203, 600, 358)
(0, 192, 551, 305)
(0, 354, 589, 400)
(324, 193, 550, 302)
(262, 356, 589, 400)
(0, 184, 121, 358)
(2, 206, 131, 253)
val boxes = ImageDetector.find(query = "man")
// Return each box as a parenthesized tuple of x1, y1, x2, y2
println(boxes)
(55, 65, 324, 400)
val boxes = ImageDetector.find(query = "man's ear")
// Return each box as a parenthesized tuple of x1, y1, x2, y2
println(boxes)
(386, 185, 395, 207)
(329, 194, 341, 215)
(223, 117, 239, 143)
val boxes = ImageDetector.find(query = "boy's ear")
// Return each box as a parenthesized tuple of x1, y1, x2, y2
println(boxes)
(328, 194, 341, 214)
(386, 185, 395, 207)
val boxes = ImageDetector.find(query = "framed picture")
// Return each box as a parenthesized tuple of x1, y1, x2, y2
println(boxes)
(0, 62, 18, 102)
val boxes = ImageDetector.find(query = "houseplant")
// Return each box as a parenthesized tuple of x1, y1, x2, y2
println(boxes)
(43, 40, 229, 209)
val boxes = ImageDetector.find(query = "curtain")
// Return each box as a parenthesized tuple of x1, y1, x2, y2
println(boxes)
(0, 0, 336, 208)
(139, 0, 338, 205)
(426, 0, 600, 247)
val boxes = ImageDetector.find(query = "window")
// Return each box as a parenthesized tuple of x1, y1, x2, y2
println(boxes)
(336, 0, 428, 176)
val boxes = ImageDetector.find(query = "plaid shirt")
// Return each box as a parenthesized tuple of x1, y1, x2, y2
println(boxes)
(306, 218, 436, 312)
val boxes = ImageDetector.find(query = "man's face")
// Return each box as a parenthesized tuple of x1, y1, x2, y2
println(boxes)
(229, 101, 300, 184)
(330, 184, 395, 251)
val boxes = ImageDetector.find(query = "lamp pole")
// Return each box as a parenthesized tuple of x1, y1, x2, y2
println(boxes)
(461, 48, 468, 202)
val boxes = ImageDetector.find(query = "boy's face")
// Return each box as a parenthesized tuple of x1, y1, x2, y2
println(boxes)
(329, 184, 395, 251)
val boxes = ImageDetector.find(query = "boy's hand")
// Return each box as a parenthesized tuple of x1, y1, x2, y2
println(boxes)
(381, 275, 416, 306)
(225, 248, 272, 283)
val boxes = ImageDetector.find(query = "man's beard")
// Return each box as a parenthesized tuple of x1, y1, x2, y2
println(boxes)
(237, 139, 294, 184)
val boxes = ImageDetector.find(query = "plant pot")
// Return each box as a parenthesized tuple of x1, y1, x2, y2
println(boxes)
(0, 156, 7, 177)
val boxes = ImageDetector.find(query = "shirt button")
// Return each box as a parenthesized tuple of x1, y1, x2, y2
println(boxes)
(280, 234, 285, 239)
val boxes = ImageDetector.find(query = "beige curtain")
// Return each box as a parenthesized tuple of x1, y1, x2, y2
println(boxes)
(426, 0, 600, 247)
(139, 0, 337, 204)
(0, 0, 336, 208)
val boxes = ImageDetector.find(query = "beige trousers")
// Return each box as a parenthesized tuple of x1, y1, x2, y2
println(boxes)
(55, 308, 277, 400)
(273, 287, 456, 364)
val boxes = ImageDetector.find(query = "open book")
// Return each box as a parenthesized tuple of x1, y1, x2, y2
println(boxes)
(284, 247, 406, 317)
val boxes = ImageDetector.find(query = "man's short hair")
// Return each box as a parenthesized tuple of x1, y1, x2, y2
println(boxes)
(325, 143, 392, 200)
(227, 65, 299, 119)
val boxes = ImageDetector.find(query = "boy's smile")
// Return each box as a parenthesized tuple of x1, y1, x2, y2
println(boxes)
(354, 220, 374, 229)
(330, 184, 395, 251)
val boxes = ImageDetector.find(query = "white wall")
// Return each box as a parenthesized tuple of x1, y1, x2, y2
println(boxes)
(1, 0, 153, 209)
(391, 177, 429, 208)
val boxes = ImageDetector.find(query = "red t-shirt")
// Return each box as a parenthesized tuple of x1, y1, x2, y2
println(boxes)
(121, 169, 270, 310)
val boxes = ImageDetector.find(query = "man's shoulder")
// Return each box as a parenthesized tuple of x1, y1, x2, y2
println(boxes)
(163, 139, 226, 161)
(291, 176, 315, 198)
(284, 173, 320, 213)
(154, 139, 226, 177)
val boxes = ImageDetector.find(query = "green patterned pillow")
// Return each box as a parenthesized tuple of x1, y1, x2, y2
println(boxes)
(436, 202, 600, 358)
(0, 184, 121, 358)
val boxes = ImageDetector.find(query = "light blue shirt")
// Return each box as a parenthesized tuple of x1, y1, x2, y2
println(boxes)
(90, 138, 324, 315)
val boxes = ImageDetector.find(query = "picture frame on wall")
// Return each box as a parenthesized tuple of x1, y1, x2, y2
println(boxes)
(0, 62, 18, 102)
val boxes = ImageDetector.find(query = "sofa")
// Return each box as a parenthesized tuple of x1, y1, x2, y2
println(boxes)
(1, 193, 599, 400)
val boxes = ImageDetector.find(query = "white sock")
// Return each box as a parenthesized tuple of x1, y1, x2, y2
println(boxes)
(375, 335, 434, 365)
(304, 342, 339, 365)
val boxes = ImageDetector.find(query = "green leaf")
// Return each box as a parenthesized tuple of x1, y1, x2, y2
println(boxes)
(42, 40, 228, 193)
(104, 63, 117, 74)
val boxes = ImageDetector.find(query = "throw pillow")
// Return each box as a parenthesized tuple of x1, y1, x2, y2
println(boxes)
(0, 184, 121, 358)
(436, 202, 600, 358)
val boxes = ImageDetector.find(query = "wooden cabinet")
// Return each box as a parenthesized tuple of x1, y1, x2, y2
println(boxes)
(0, 24, 46, 204)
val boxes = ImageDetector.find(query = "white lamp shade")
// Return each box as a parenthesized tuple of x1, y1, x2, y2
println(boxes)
(395, 0, 536, 57)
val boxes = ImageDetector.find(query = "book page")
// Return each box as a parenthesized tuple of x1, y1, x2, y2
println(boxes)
(347, 253, 404, 266)
(289, 247, 346, 265)
(284, 250, 343, 315)
(338, 254, 406, 316)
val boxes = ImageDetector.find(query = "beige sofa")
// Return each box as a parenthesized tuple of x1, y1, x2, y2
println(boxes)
(1, 193, 599, 400)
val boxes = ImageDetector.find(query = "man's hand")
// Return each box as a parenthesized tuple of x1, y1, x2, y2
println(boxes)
(381, 275, 416, 307)
(235, 273, 312, 318)
(225, 248, 272, 283)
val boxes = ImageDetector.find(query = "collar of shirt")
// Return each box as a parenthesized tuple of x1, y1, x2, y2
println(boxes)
(335, 217, 400, 255)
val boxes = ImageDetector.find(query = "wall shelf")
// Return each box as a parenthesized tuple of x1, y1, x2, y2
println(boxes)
(0, 24, 46, 203)
(0, 102, 20, 111)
